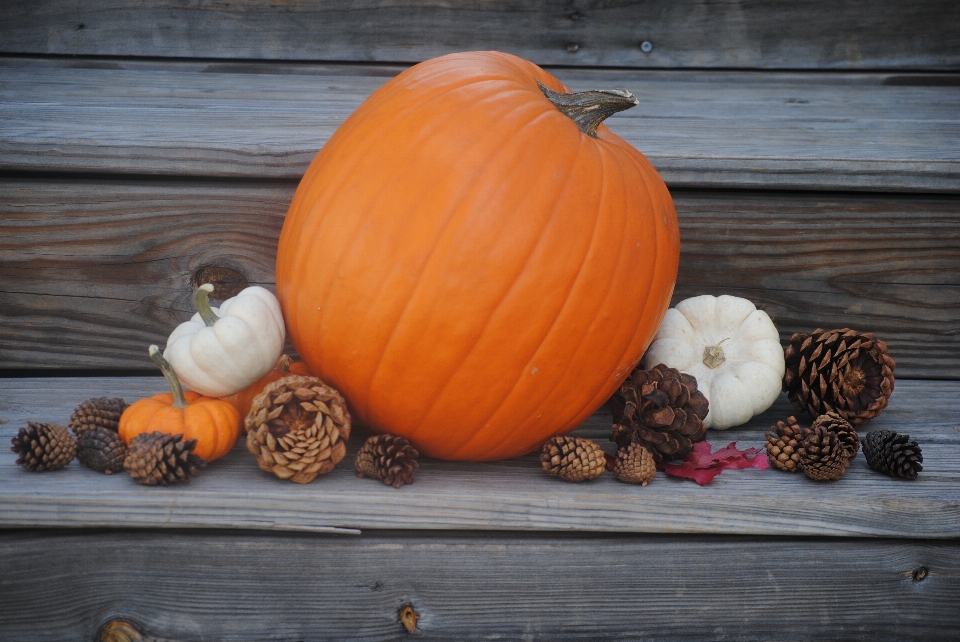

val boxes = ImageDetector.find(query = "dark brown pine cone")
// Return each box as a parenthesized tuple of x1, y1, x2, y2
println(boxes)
(69, 397, 128, 437)
(798, 425, 848, 481)
(812, 411, 859, 465)
(611, 363, 709, 463)
(77, 427, 128, 474)
(862, 430, 923, 480)
(355, 434, 419, 488)
(783, 328, 895, 426)
(124, 432, 205, 486)
(10, 422, 77, 471)
(613, 442, 656, 486)
(246, 375, 352, 484)
(765, 416, 808, 472)
(541, 436, 606, 482)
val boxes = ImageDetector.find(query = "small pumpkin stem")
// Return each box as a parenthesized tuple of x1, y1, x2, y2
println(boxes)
(538, 81, 638, 138)
(194, 283, 219, 327)
(277, 354, 292, 373)
(702, 339, 729, 369)
(149, 345, 189, 408)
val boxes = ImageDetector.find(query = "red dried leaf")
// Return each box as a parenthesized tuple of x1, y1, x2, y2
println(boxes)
(661, 440, 769, 485)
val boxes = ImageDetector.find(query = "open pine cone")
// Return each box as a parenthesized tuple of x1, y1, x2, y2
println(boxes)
(798, 425, 848, 481)
(613, 442, 656, 486)
(10, 422, 77, 471)
(124, 432, 205, 486)
(611, 363, 709, 463)
(69, 397, 128, 437)
(246, 375, 351, 484)
(783, 328, 895, 426)
(862, 430, 923, 480)
(355, 434, 419, 488)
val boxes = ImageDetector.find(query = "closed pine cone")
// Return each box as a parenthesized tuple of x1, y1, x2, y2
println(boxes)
(246, 375, 352, 484)
(611, 363, 709, 463)
(862, 430, 923, 480)
(614, 442, 656, 485)
(77, 427, 128, 474)
(123, 432, 205, 486)
(355, 434, 419, 488)
(798, 425, 848, 481)
(69, 397, 128, 437)
(541, 436, 606, 482)
(783, 328, 895, 426)
(812, 411, 859, 465)
(765, 416, 807, 472)
(10, 422, 76, 471)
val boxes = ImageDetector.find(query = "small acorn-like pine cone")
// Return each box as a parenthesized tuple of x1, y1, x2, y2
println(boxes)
(613, 442, 656, 485)
(765, 416, 808, 472)
(541, 436, 606, 482)
(69, 397, 128, 437)
(77, 427, 128, 474)
(10, 422, 77, 471)
(355, 434, 419, 488)
(862, 430, 923, 480)
(798, 425, 848, 481)
(246, 375, 352, 484)
(123, 432, 205, 486)
(812, 411, 859, 464)
(783, 328, 895, 426)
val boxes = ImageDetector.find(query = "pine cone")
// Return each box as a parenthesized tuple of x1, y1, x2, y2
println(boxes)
(812, 411, 859, 464)
(10, 422, 76, 471)
(765, 416, 808, 472)
(611, 363, 709, 463)
(862, 430, 923, 480)
(540, 436, 606, 482)
(798, 425, 848, 481)
(783, 328, 895, 426)
(69, 397, 128, 437)
(355, 434, 419, 488)
(613, 442, 656, 485)
(77, 427, 128, 474)
(246, 375, 352, 484)
(124, 432, 205, 485)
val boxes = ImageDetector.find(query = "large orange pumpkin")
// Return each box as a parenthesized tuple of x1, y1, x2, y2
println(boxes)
(276, 51, 679, 461)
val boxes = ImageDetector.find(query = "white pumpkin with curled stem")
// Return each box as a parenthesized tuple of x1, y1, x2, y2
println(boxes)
(163, 284, 286, 398)
(642, 294, 785, 430)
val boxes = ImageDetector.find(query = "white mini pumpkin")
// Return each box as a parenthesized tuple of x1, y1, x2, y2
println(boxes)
(642, 294, 785, 430)
(164, 284, 286, 397)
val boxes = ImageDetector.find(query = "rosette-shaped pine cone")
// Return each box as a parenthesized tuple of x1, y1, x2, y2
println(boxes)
(798, 425, 848, 481)
(541, 436, 606, 482)
(613, 442, 656, 486)
(812, 411, 859, 464)
(765, 416, 808, 473)
(611, 363, 709, 463)
(862, 430, 923, 480)
(69, 396, 128, 437)
(783, 328, 895, 426)
(355, 434, 419, 488)
(246, 375, 352, 484)
(77, 427, 128, 474)
(10, 422, 76, 471)
(123, 432, 205, 486)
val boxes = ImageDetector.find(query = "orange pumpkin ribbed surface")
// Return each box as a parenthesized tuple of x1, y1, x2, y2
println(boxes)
(276, 51, 679, 461)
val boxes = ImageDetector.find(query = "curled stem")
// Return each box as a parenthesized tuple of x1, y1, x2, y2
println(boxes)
(194, 283, 219, 327)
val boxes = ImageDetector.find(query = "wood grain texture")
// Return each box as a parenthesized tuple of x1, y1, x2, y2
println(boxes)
(2, 179, 957, 378)
(1, 530, 958, 641)
(2, 0, 958, 70)
(1, 378, 958, 537)
(2, 58, 959, 192)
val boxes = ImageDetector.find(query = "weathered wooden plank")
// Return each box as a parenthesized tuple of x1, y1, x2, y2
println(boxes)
(2, 179, 957, 378)
(1, 378, 958, 537)
(1, 530, 957, 641)
(2, 59, 959, 192)
(2, 0, 958, 70)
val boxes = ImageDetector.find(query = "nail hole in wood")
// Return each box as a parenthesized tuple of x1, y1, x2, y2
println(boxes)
(191, 264, 248, 300)
(913, 566, 929, 581)
(399, 604, 418, 633)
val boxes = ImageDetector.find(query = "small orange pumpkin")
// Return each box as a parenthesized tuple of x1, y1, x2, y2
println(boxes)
(119, 345, 242, 462)
(223, 354, 312, 424)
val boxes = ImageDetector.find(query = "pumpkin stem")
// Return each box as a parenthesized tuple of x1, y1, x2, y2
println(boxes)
(702, 339, 729, 369)
(194, 283, 219, 327)
(538, 81, 638, 138)
(277, 354, 292, 373)
(149, 345, 189, 408)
